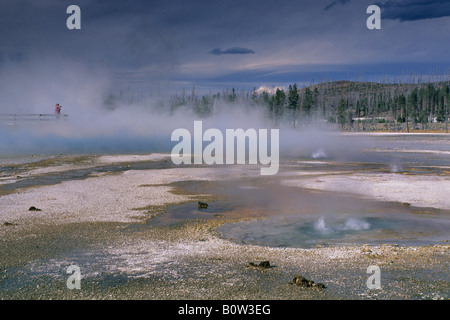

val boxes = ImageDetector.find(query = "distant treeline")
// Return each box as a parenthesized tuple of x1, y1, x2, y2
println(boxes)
(104, 80, 450, 132)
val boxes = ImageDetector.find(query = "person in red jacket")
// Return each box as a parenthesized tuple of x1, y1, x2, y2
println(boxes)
(55, 103, 62, 118)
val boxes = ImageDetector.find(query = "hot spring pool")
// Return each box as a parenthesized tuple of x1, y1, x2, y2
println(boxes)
(216, 212, 450, 248)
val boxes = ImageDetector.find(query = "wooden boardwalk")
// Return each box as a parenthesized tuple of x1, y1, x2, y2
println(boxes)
(0, 114, 68, 126)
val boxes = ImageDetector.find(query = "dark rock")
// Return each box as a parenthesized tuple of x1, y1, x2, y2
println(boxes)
(291, 275, 326, 289)
(248, 260, 272, 269)
(198, 202, 208, 209)
(292, 275, 308, 286)
(315, 283, 326, 289)
(401, 202, 411, 208)
(29, 206, 42, 211)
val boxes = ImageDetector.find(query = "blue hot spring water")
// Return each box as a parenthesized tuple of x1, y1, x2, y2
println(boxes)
(217, 213, 450, 248)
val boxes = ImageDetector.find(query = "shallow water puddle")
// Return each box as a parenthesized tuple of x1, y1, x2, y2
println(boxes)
(148, 200, 235, 226)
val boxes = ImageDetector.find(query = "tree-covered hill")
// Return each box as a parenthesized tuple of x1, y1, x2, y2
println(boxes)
(104, 80, 450, 132)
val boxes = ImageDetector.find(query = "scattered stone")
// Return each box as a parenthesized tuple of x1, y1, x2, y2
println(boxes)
(291, 275, 326, 289)
(401, 202, 411, 208)
(29, 206, 42, 211)
(248, 260, 273, 269)
(198, 202, 208, 209)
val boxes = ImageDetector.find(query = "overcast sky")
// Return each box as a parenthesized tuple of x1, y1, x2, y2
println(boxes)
(1, 0, 450, 107)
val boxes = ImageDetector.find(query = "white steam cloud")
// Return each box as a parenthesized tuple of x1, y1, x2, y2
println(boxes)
(0, 53, 376, 162)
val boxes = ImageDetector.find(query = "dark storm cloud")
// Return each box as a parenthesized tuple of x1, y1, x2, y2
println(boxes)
(323, 0, 450, 21)
(323, 0, 351, 11)
(0, 0, 449, 96)
(378, 0, 450, 21)
(209, 47, 255, 56)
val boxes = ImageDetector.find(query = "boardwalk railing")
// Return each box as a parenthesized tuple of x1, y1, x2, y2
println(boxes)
(0, 114, 68, 125)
